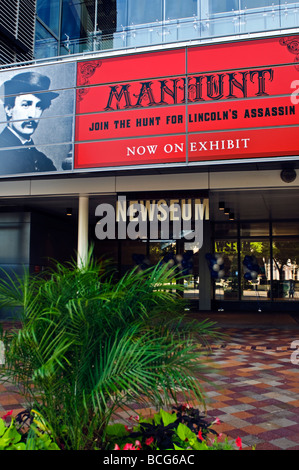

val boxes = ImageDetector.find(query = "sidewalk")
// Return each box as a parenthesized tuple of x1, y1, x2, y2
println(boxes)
(191, 311, 299, 329)
(201, 324, 299, 450)
(1, 315, 299, 450)
(116, 313, 299, 450)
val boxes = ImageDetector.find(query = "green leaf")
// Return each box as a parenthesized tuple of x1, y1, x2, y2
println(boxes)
(4, 423, 22, 444)
(160, 409, 177, 427)
(105, 423, 129, 438)
(176, 422, 195, 442)
(13, 442, 26, 450)
(0, 418, 6, 437)
(173, 443, 185, 450)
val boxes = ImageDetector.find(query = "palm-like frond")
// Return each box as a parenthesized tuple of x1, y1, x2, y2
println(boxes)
(0, 251, 220, 450)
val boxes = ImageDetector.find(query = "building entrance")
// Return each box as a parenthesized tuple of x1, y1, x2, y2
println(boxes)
(116, 237, 200, 302)
(212, 220, 299, 311)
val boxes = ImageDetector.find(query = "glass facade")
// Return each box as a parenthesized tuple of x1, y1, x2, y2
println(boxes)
(117, 238, 200, 301)
(34, 0, 299, 60)
(213, 221, 299, 304)
(37, 0, 61, 36)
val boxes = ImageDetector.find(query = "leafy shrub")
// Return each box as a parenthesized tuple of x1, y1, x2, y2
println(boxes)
(0, 251, 221, 450)
(105, 407, 242, 451)
(0, 410, 59, 450)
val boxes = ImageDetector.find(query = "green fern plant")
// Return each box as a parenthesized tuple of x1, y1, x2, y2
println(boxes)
(0, 249, 220, 450)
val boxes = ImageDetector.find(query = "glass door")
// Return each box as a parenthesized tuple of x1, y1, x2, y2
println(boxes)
(214, 239, 239, 301)
(241, 239, 271, 302)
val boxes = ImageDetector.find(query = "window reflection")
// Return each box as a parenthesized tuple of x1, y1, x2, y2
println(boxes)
(118, 239, 199, 300)
(128, 0, 162, 25)
(272, 222, 299, 236)
(149, 240, 176, 265)
(272, 239, 299, 300)
(35, 21, 58, 59)
(214, 222, 238, 238)
(165, 0, 197, 20)
(35, 0, 299, 58)
(214, 239, 239, 300)
(61, 0, 93, 40)
(241, 240, 271, 301)
(37, 0, 61, 36)
(241, 222, 269, 237)
(241, 0, 279, 8)
(210, 0, 238, 14)
(213, 221, 299, 304)
(121, 239, 147, 275)
(116, 0, 128, 31)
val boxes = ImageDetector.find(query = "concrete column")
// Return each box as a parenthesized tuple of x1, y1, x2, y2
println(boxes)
(77, 195, 89, 268)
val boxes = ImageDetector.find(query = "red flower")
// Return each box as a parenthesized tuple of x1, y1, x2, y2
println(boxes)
(125, 425, 133, 432)
(129, 415, 139, 422)
(115, 442, 141, 450)
(1, 410, 13, 420)
(236, 437, 242, 450)
(212, 418, 221, 425)
(145, 436, 154, 446)
(197, 430, 204, 441)
(123, 443, 140, 450)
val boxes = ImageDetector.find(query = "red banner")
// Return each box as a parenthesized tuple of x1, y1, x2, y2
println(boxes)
(77, 49, 185, 88)
(74, 135, 186, 168)
(75, 106, 186, 141)
(188, 96, 298, 132)
(74, 34, 299, 170)
(188, 126, 299, 162)
(187, 36, 299, 72)
(74, 126, 299, 168)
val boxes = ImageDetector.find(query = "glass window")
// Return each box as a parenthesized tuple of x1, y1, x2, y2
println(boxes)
(165, 0, 197, 20)
(61, 0, 94, 40)
(272, 239, 299, 300)
(97, 0, 117, 34)
(214, 240, 239, 300)
(34, 21, 58, 59)
(182, 246, 199, 301)
(240, 222, 269, 237)
(120, 239, 147, 275)
(272, 222, 299, 236)
(127, 0, 162, 25)
(149, 241, 199, 300)
(241, 0, 279, 8)
(214, 222, 238, 238)
(37, 0, 61, 36)
(149, 240, 176, 265)
(241, 239, 271, 301)
(116, 0, 128, 30)
(210, 0, 238, 14)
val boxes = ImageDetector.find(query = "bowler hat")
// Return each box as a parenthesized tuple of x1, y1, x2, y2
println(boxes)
(0, 71, 59, 101)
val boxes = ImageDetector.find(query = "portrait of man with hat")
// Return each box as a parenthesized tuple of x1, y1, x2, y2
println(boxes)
(0, 71, 59, 175)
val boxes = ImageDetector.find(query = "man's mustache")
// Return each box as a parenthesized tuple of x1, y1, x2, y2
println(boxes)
(21, 120, 38, 129)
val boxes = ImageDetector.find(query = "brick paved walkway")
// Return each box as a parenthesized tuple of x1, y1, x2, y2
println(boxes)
(1, 322, 299, 450)
(119, 326, 299, 450)
(201, 327, 299, 450)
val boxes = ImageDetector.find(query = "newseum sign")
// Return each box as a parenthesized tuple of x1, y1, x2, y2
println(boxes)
(0, 34, 299, 177)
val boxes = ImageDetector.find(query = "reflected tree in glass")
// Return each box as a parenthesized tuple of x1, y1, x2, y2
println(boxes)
(241, 240, 271, 301)
(272, 240, 299, 299)
(214, 240, 239, 300)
